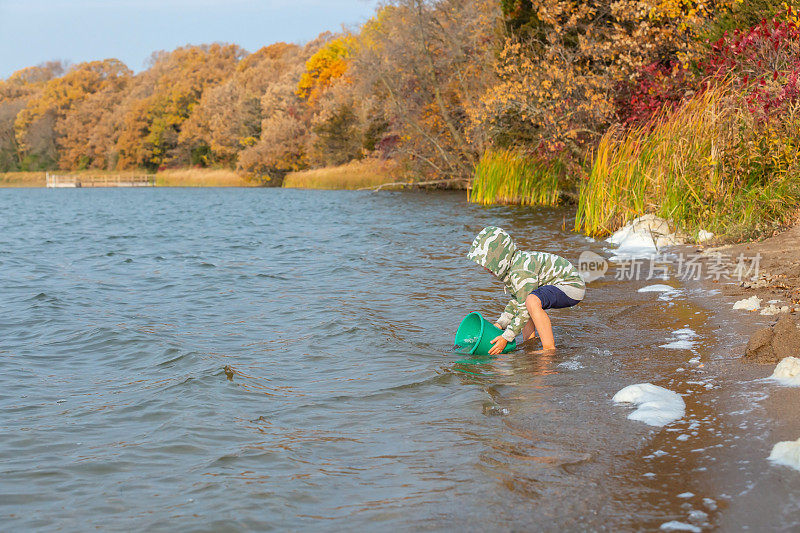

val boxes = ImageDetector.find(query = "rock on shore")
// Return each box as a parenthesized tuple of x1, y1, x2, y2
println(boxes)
(744, 315, 800, 364)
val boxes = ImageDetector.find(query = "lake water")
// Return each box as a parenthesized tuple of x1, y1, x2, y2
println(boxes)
(1, 188, 798, 531)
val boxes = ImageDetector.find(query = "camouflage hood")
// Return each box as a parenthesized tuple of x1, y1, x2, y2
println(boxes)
(467, 226, 517, 281)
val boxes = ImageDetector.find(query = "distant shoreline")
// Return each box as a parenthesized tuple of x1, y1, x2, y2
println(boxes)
(0, 168, 259, 188)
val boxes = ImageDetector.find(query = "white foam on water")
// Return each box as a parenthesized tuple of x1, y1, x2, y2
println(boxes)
(660, 521, 701, 532)
(768, 437, 800, 472)
(660, 328, 698, 350)
(661, 340, 695, 350)
(732, 296, 761, 311)
(677, 492, 694, 498)
(557, 359, 584, 370)
(638, 284, 677, 293)
(702, 498, 717, 511)
(612, 383, 686, 426)
(769, 357, 800, 387)
(688, 509, 708, 522)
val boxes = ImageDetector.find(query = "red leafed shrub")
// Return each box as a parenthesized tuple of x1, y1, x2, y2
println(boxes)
(614, 61, 695, 125)
(701, 9, 800, 117)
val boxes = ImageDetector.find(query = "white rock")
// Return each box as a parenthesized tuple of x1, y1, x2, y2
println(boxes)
(607, 215, 686, 259)
(696, 229, 714, 243)
(613, 383, 686, 426)
(760, 304, 787, 316)
(769, 357, 800, 387)
(768, 437, 800, 471)
(732, 296, 761, 311)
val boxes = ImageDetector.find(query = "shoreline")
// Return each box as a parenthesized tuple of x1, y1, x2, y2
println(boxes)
(701, 222, 800, 308)
(0, 169, 258, 188)
(679, 266, 800, 530)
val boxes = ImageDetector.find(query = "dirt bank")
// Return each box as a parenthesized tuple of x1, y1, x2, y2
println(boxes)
(688, 221, 800, 362)
(703, 222, 800, 305)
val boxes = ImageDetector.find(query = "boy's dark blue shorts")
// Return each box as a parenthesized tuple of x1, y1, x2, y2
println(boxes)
(530, 285, 581, 310)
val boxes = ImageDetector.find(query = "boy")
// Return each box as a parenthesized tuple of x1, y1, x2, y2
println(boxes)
(467, 226, 585, 354)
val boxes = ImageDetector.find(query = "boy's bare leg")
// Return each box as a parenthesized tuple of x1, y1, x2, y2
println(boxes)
(526, 294, 555, 350)
(522, 319, 537, 342)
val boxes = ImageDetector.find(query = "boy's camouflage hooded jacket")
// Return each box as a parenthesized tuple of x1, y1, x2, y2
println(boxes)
(467, 226, 585, 342)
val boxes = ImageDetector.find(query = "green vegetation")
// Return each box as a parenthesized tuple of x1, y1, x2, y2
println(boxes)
(469, 149, 561, 207)
(576, 87, 800, 240)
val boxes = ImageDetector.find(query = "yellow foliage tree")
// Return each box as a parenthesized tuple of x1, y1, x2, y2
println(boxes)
(296, 36, 355, 102)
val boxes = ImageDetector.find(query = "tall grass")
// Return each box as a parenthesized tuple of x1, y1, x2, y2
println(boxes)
(155, 168, 255, 187)
(469, 149, 562, 206)
(576, 85, 800, 239)
(0, 172, 46, 187)
(283, 159, 401, 189)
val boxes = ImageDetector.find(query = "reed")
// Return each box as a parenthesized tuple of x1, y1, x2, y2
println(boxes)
(155, 168, 255, 187)
(0, 172, 46, 187)
(282, 159, 401, 189)
(469, 149, 562, 206)
(576, 85, 800, 239)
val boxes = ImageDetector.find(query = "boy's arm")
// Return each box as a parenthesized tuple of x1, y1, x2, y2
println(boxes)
(495, 300, 516, 328)
(500, 297, 530, 342)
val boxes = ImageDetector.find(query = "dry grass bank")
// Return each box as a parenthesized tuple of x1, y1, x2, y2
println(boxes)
(0, 168, 256, 188)
(0, 172, 46, 187)
(155, 168, 255, 187)
(283, 159, 402, 190)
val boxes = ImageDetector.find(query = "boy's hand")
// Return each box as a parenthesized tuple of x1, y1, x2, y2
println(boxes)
(488, 336, 508, 355)
(493, 323, 502, 329)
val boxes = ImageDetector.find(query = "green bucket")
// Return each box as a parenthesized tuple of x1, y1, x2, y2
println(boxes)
(454, 311, 516, 355)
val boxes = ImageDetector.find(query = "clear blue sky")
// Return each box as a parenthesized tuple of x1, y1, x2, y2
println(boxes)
(0, 0, 379, 78)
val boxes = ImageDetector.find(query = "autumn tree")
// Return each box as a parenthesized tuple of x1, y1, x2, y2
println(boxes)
(0, 62, 65, 170)
(353, 0, 500, 179)
(474, 0, 742, 163)
(237, 33, 340, 182)
(115, 44, 244, 170)
(56, 75, 131, 170)
(179, 43, 302, 167)
(12, 59, 130, 170)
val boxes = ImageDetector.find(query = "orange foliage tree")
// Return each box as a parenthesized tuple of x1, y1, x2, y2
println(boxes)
(13, 60, 129, 169)
(0, 62, 65, 170)
(179, 43, 303, 167)
(115, 44, 244, 170)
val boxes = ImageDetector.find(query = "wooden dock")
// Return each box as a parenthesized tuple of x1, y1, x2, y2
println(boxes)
(46, 172, 156, 188)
